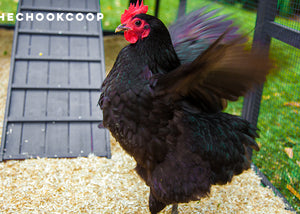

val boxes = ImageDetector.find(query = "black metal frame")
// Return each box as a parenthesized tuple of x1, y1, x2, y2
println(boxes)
(252, 165, 296, 211)
(242, 0, 299, 211)
(242, 0, 300, 126)
(129, 0, 160, 17)
(129, 0, 187, 18)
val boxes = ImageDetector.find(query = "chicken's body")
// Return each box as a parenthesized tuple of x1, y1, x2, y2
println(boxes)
(99, 3, 271, 213)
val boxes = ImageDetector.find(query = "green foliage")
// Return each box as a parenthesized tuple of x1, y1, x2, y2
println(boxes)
(278, 0, 293, 16)
(206, 0, 298, 17)
(0, 0, 18, 25)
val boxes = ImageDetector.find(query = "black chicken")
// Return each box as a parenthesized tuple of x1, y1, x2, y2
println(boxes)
(99, 1, 271, 213)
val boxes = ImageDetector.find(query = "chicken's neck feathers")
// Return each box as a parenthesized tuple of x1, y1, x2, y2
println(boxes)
(130, 27, 181, 74)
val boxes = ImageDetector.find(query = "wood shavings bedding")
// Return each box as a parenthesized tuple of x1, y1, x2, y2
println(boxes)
(0, 31, 295, 213)
(0, 138, 295, 213)
(0, 141, 146, 213)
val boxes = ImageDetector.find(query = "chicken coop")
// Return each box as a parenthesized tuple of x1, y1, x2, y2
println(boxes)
(0, 0, 299, 213)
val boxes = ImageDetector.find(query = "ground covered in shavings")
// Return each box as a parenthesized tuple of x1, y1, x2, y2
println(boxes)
(0, 30, 295, 213)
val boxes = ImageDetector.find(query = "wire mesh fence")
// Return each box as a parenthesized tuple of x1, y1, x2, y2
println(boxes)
(256, 0, 300, 211)
(257, 39, 300, 212)
(209, 0, 300, 211)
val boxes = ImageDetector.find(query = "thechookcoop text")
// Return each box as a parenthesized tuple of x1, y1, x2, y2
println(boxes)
(0, 13, 104, 22)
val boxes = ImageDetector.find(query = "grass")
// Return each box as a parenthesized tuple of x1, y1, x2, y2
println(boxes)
(1, 0, 299, 212)
(0, 0, 18, 25)
(254, 41, 300, 212)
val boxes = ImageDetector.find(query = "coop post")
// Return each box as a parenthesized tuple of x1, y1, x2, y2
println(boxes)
(129, 0, 161, 17)
(129, 0, 138, 4)
(177, 0, 187, 18)
(241, 0, 277, 157)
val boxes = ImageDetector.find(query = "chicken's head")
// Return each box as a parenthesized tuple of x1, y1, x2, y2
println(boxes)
(115, 0, 150, 44)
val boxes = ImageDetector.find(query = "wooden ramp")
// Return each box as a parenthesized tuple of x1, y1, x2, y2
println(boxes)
(0, 0, 110, 161)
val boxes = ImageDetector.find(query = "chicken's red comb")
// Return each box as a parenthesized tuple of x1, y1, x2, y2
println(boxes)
(121, 0, 148, 23)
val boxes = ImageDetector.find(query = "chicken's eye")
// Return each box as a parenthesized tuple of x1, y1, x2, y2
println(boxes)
(135, 20, 142, 26)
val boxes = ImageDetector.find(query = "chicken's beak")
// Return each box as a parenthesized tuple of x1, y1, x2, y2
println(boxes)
(115, 24, 130, 33)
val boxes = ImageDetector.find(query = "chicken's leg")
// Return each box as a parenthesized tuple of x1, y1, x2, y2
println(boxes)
(171, 204, 178, 214)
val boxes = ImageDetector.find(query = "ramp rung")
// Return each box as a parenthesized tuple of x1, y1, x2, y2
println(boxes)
(18, 29, 100, 37)
(15, 56, 102, 62)
(20, 6, 99, 13)
(12, 84, 100, 90)
(7, 117, 102, 122)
